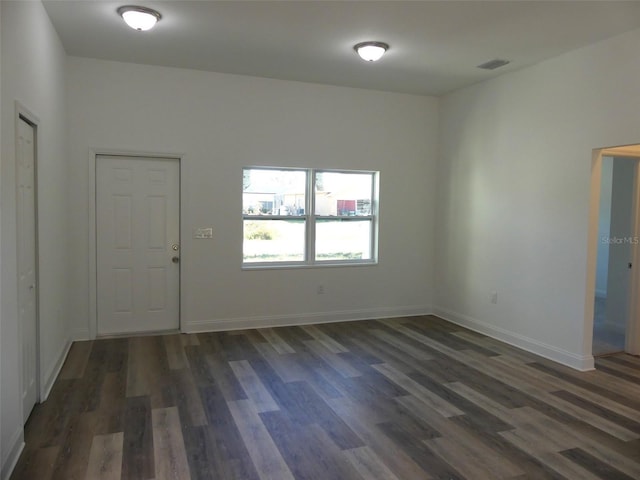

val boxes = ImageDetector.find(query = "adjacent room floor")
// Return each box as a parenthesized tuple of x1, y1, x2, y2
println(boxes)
(11, 316, 640, 480)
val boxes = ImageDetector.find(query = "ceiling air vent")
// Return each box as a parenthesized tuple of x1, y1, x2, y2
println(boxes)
(477, 59, 510, 70)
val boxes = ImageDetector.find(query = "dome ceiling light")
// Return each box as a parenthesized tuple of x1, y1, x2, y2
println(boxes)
(117, 5, 162, 31)
(354, 41, 389, 62)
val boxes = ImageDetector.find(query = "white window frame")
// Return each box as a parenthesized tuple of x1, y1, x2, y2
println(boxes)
(242, 166, 379, 268)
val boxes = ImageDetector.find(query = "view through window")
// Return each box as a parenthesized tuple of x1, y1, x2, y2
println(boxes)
(243, 167, 378, 266)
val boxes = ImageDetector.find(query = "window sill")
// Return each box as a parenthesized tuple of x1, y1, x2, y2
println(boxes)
(241, 260, 378, 271)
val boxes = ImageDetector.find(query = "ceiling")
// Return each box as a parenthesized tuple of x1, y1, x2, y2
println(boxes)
(43, 1, 640, 96)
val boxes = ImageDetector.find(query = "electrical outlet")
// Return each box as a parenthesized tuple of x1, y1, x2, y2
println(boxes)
(490, 291, 498, 304)
(317, 285, 325, 295)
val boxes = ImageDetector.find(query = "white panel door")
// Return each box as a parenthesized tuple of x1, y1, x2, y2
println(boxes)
(96, 156, 180, 335)
(17, 117, 38, 422)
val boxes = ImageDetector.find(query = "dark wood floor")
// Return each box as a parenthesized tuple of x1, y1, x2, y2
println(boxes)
(11, 315, 640, 480)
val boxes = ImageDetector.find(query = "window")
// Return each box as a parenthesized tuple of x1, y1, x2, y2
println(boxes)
(243, 167, 378, 267)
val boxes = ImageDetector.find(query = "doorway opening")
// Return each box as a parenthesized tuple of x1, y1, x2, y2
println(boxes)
(588, 145, 640, 358)
(593, 156, 635, 355)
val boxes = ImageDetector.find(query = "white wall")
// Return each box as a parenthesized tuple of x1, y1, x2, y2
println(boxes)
(1, 2, 70, 477)
(67, 57, 438, 337)
(595, 157, 613, 297)
(436, 27, 640, 370)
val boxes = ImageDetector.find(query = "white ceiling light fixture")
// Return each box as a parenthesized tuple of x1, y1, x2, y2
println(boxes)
(354, 41, 389, 62)
(117, 5, 162, 31)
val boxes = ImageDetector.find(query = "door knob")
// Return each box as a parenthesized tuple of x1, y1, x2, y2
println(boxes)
(172, 256, 180, 264)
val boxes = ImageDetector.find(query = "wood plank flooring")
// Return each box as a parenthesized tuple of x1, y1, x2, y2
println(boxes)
(11, 315, 640, 480)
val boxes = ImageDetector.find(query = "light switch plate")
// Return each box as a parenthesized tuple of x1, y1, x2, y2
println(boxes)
(194, 227, 213, 239)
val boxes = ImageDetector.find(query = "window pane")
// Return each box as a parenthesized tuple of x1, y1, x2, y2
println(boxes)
(315, 171, 372, 216)
(315, 219, 372, 261)
(243, 168, 306, 216)
(243, 219, 305, 263)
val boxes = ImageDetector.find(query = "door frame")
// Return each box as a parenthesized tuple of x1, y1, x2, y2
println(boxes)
(15, 102, 41, 412)
(88, 149, 185, 339)
(586, 147, 640, 357)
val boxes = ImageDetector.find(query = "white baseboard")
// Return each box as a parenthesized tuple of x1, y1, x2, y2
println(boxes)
(71, 328, 90, 341)
(432, 306, 595, 371)
(1, 427, 24, 480)
(184, 305, 432, 333)
(41, 338, 73, 401)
